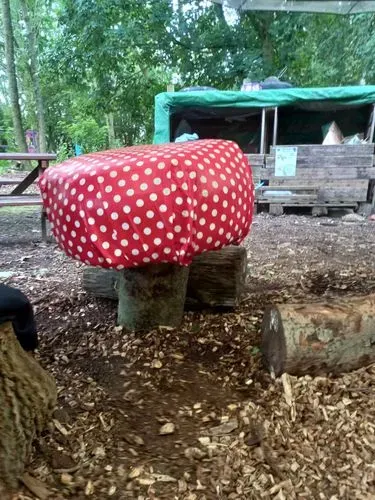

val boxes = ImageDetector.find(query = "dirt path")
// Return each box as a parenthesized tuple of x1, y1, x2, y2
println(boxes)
(1, 206, 375, 499)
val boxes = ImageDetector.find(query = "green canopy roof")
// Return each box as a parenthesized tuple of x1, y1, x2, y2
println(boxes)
(153, 86, 375, 144)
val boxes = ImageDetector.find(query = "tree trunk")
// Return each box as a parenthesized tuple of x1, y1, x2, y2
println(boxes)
(82, 246, 248, 309)
(244, 12, 274, 77)
(117, 263, 189, 331)
(106, 112, 116, 148)
(19, 0, 47, 152)
(0, 322, 56, 496)
(261, 294, 375, 377)
(1, 0, 28, 152)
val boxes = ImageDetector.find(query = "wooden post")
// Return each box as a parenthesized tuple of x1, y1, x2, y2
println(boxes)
(39, 159, 49, 242)
(0, 322, 56, 496)
(117, 263, 189, 331)
(369, 104, 375, 143)
(261, 294, 375, 377)
(272, 107, 278, 147)
(260, 108, 267, 155)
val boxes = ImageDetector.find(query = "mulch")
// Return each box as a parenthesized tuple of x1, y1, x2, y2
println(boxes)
(0, 203, 375, 499)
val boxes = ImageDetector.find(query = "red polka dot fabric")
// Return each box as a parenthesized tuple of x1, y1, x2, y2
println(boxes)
(39, 139, 254, 269)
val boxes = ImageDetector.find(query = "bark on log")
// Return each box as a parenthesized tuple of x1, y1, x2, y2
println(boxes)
(261, 294, 375, 377)
(117, 263, 189, 331)
(82, 246, 248, 309)
(186, 246, 247, 308)
(83, 267, 119, 301)
(0, 322, 56, 497)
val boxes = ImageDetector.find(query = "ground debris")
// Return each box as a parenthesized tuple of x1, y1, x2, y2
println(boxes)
(1, 208, 375, 498)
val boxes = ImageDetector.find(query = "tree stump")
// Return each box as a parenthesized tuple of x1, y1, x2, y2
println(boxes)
(186, 246, 247, 308)
(117, 263, 189, 331)
(261, 294, 375, 377)
(311, 206, 329, 217)
(82, 246, 248, 309)
(0, 322, 57, 497)
(83, 267, 119, 301)
(269, 204, 284, 216)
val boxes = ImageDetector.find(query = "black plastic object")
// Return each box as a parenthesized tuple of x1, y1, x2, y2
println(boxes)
(0, 284, 38, 351)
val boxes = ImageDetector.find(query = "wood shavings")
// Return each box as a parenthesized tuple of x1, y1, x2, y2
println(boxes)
(2, 210, 375, 499)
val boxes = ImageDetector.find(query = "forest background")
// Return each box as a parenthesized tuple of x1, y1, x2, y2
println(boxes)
(1, 0, 374, 162)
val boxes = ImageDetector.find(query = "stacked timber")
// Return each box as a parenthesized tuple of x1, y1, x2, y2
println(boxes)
(245, 154, 265, 186)
(254, 144, 375, 213)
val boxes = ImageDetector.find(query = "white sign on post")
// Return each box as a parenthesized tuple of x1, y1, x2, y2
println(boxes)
(274, 147, 298, 177)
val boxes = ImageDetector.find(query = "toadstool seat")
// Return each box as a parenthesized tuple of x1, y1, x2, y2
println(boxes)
(40, 139, 254, 330)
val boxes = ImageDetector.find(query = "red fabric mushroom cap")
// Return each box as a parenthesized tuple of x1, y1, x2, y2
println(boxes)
(40, 139, 254, 269)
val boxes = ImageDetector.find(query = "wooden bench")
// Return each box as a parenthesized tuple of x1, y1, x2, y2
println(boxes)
(0, 177, 21, 187)
(0, 153, 56, 240)
(0, 195, 43, 207)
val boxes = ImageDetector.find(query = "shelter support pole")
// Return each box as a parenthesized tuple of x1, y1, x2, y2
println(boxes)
(272, 107, 278, 147)
(260, 108, 267, 154)
(370, 104, 375, 143)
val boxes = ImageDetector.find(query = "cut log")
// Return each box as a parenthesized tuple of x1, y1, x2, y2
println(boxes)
(82, 246, 248, 309)
(269, 204, 284, 216)
(0, 322, 56, 497)
(83, 266, 118, 301)
(261, 294, 375, 377)
(186, 246, 247, 308)
(311, 206, 328, 217)
(117, 263, 189, 331)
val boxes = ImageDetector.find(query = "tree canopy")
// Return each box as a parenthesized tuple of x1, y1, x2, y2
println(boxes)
(0, 0, 374, 155)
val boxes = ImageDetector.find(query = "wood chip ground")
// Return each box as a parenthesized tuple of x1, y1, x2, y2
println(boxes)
(0, 201, 375, 499)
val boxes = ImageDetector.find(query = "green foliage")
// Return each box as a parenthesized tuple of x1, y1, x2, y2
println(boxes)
(61, 117, 108, 154)
(0, 161, 11, 173)
(0, 105, 17, 151)
(1, 0, 375, 153)
(54, 140, 71, 164)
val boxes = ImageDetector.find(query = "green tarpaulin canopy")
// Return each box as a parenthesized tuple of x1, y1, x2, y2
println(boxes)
(153, 86, 375, 147)
(211, 1, 375, 15)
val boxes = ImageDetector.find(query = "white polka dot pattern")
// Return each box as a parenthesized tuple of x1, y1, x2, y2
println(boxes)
(39, 139, 255, 269)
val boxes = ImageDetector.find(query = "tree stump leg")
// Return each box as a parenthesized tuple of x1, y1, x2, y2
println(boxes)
(358, 202, 373, 217)
(82, 267, 119, 300)
(312, 206, 328, 217)
(269, 204, 284, 216)
(117, 263, 189, 331)
(261, 294, 375, 377)
(82, 246, 248, 309)
(186, 246, 247, 308)
(0, 322, 56, 496)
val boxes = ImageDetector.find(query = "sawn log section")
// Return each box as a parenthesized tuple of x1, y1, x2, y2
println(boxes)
(261, 294, 375, 377)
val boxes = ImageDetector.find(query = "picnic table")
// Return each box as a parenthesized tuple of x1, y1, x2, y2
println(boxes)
(0, 153, 56, 240)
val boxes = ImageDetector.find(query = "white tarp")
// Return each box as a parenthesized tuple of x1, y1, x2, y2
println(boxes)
(212, 1, 375, 15)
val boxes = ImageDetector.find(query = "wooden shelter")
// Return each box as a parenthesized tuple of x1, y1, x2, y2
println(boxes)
(153, 86, 375, 213)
